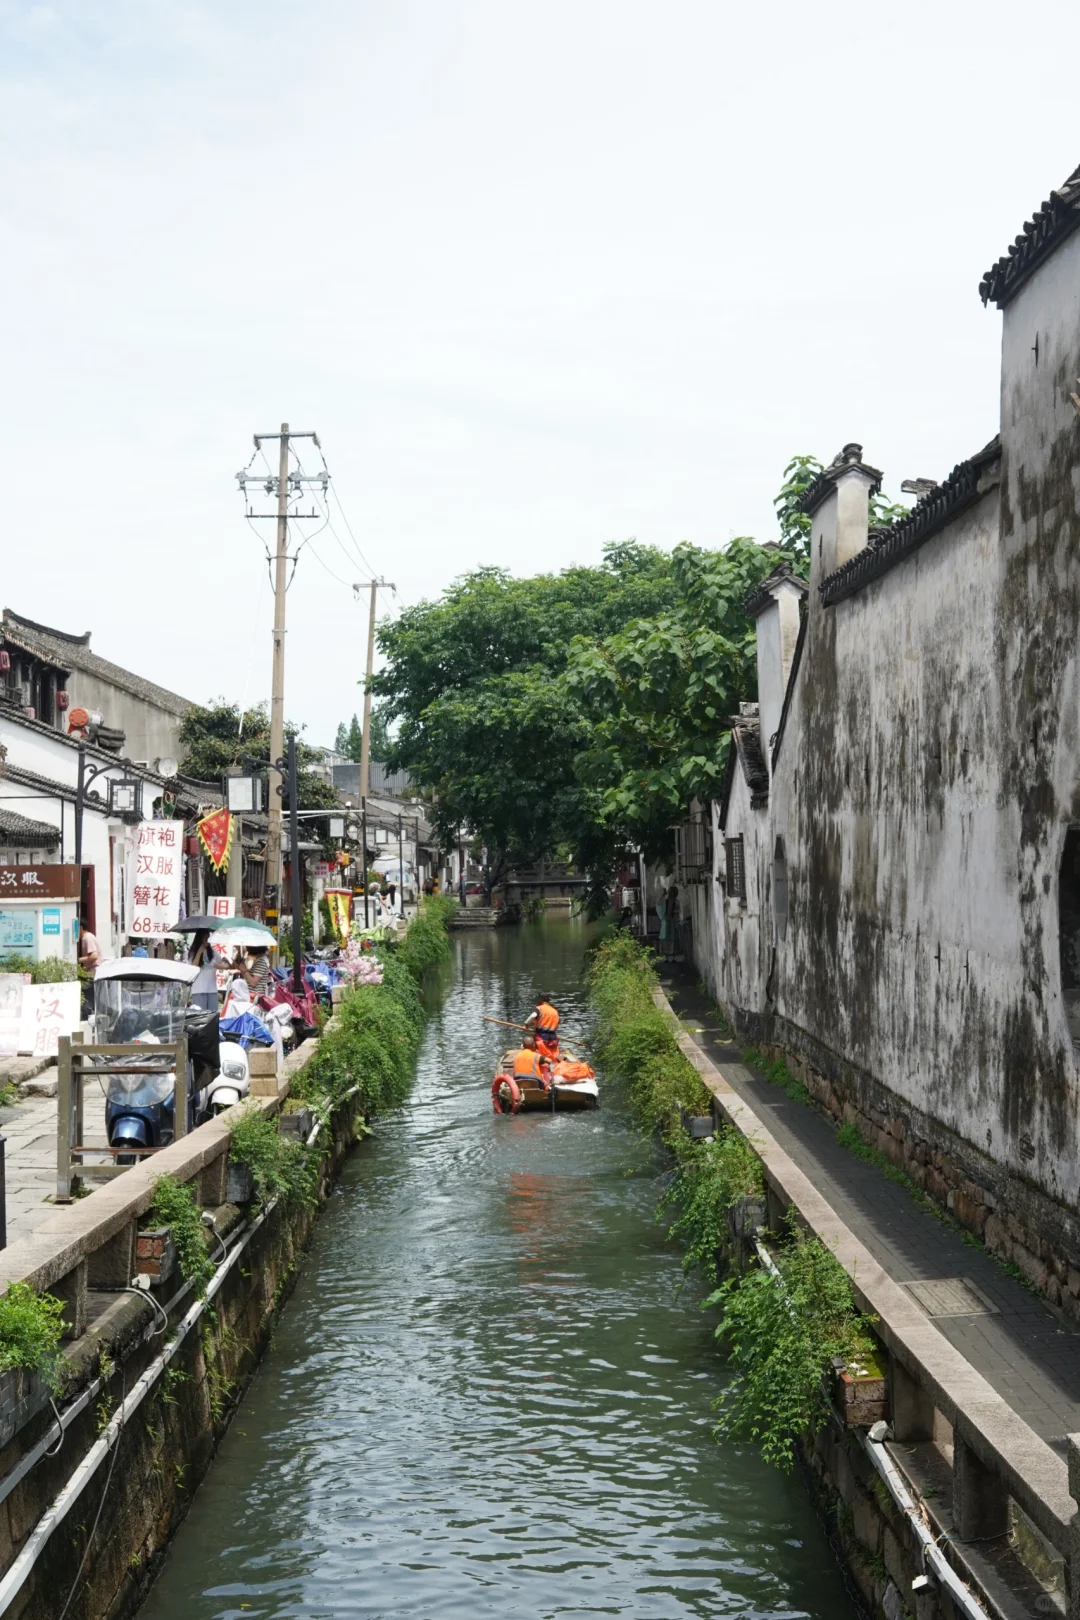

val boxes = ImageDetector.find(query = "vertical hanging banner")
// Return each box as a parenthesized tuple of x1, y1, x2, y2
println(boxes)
(197, 807, 233, 874)
(324, 888, 352, 944)
(128, 820, 184, 937)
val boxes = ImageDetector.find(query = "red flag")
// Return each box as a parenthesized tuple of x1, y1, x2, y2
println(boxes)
(197, 808, 234, 874)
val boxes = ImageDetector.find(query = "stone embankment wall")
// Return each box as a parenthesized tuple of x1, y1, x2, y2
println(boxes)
(0, 1037, 365, 1620)
(658, 988, 1080, 1620)
(749, 1015, 1080, 1324)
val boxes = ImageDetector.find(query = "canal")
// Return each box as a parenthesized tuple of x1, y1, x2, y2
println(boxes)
(140, 919, 858, 1619)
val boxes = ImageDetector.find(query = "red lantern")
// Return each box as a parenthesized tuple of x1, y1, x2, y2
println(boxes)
(56, 689, 69, 710)
(0, 651, 9, 672)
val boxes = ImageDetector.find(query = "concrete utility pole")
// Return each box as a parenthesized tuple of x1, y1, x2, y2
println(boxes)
(356, 578, 394, 809)
(238, 423, 323, 940)
(355, 576, 394, 926)
(266, 423, 290, 914)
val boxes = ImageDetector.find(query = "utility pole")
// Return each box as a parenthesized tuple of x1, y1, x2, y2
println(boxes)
(266, 424, 290, 927)
(398, 811, 404, 917)
(236, 425, 323, 946)
(287, 734, 303, 996)
(355, 577, 394, 811)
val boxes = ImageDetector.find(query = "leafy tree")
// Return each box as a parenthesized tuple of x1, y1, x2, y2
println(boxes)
(566, 537, 788, 856)
(372, 544, 679, 887)
(178, 702, 337, 810)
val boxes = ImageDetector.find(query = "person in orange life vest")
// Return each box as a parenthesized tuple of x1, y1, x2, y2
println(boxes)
(510, 1034, 547, 1086)
(525, 993, 560, 1058)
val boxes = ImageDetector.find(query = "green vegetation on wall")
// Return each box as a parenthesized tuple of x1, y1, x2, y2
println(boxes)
(148, 1174, 216, 1296)
(588, 933, 712, 1134)
(0, 1282, 67, 1388)
(707, 1216, 878, 1471)
(659, 1129, 764, 1283)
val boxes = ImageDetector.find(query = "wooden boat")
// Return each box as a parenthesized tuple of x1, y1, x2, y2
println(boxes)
(491, 1051, 600, 1113)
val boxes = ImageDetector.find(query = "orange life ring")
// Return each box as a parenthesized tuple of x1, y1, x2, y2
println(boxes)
(491, 1075, 523, 1114)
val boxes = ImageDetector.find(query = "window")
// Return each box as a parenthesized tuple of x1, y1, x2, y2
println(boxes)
(725, 836, 746, 902)
(1059, 828, 1080, 1047)
(677, 819, 708, 885)
(772, 836, 789, 940)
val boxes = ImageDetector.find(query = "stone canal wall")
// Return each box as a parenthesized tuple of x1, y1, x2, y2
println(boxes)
(0, 1030, 365, 1620)
(657, 985, 1080, 1620)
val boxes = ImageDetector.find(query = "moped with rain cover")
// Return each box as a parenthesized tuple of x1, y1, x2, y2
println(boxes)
(93, 959, 222, 1162)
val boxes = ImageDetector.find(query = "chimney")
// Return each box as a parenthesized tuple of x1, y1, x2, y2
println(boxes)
(744, 567, 809, 769)
(803, 443, 882, 600)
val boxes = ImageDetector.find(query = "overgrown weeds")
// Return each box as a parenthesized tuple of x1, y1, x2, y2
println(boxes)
(147, 1174, 216, 1296)
(658, 1128, 764, 1283)
(588, 933, 712, 1135)
(0, 1282, 66, 1387)
(227, 1108, 318, 1208)
(743, 1046, 811, 1105)
(708, 1214, 878, 1471)
(395, 895, 455, 980)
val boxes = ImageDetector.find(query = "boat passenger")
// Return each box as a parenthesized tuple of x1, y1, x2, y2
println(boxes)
(511, 1035, 547, 1086)
(526, 993, 560, 1057)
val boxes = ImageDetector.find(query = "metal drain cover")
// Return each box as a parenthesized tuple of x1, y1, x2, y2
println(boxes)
(903, 1277, 999, 1317)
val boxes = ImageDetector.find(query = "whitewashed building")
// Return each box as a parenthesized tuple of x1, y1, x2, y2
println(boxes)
(683, 160, 1080, 1307)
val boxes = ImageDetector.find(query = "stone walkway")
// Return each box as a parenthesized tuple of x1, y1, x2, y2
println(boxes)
(0, 1078, 107, 1245)
(663, 970, 1080, 1455)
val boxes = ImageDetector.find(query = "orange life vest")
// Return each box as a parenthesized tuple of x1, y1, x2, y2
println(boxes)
(535, 1001, 559, 1033)
(511, 1047, 544, 1081)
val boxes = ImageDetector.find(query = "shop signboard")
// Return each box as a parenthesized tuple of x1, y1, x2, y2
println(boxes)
(127, 820, 184, 938)
(207, 895, 235, 919)
(0, 865, 81, 899)
(18, 981, 80, 1058)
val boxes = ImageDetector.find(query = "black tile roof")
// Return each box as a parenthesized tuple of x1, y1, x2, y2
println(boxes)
(819, 437, 1001, 609)
(717, 713, 770, 825)
(798, 444, 883, 518)
(979, 164, 1080, 308)
(1, 609, 193, 719)
(742, 563, 809, 621)
(0, 807, 60, 847)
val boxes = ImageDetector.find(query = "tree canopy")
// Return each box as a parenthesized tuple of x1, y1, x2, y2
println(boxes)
(373, 455, 907, 892)
(178, 702, 338, 810)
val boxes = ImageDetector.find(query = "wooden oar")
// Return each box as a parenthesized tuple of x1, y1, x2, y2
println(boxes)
(482, 1016, 529, 1032)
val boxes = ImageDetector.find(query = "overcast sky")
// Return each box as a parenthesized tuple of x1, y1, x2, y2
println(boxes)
(1, 0, 1077, 746)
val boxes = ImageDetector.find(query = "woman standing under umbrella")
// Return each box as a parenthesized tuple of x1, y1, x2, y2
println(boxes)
(188, 930, 225, 1012)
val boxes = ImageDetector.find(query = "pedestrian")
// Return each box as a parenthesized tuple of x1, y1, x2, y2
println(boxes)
(388, 880, 397, 911)
(242, 945, 270, 998)
(78, 920, 103, 1018)
(187, 929, 223, 1012)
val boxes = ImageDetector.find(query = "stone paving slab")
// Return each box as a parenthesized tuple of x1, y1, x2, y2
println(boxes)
(663, 970, 1080, 1454)
(0, 1087, 109, 1245)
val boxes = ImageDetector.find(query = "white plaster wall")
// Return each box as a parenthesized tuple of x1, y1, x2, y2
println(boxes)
(64, 672, 187, 766)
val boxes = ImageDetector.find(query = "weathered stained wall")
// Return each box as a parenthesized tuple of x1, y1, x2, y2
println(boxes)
(694, 218, 1080, 1283)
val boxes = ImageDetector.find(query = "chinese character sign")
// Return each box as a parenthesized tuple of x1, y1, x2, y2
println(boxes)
(127, 820, 184, 937)
(208, 895, 235, 919)
(18, 982, 80, 1057)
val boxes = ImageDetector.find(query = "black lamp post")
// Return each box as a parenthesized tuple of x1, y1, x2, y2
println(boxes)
(73, 748, 145, 869)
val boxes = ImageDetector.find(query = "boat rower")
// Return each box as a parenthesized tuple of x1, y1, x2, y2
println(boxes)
(525, 992, 561, 1058)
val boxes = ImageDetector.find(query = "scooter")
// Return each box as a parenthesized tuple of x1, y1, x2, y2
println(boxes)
(207, 1038, 250, 1113)
(93, 959, 219, 1162)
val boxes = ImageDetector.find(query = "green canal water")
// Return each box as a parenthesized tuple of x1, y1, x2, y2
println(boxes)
(139, 919, 857, 1619)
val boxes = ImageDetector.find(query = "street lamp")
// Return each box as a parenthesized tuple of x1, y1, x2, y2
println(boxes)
(225, 774, 264, 814)
(74, 753, 145, 869)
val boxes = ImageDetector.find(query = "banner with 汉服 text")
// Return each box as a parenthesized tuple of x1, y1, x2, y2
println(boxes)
(128, 820, 184, 937)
